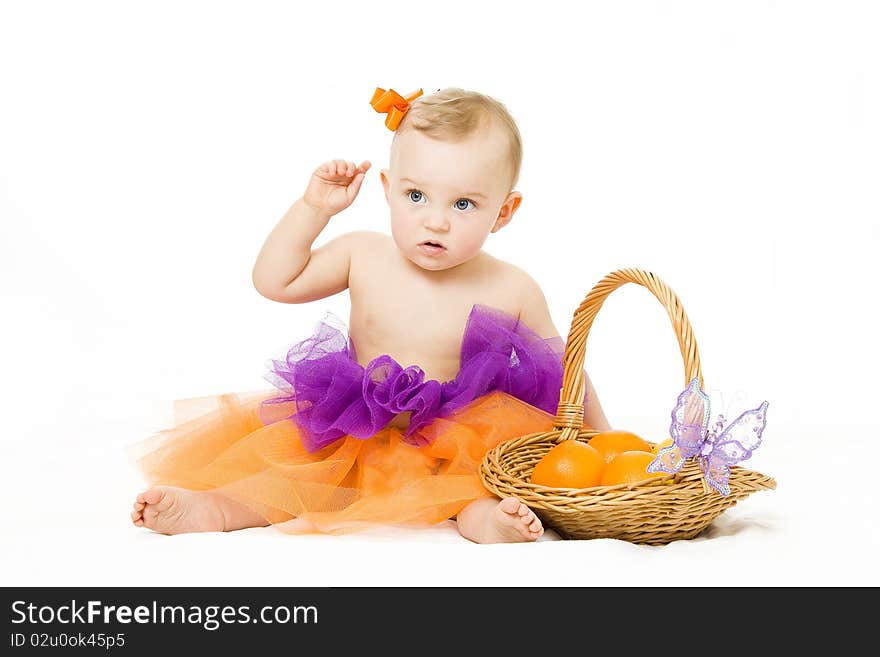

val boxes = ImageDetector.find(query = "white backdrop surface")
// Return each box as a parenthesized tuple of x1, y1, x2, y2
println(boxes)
(1, 0, 878, 586)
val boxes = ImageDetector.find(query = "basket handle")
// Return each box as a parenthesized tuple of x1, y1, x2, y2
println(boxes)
(553, 268, 704, 434)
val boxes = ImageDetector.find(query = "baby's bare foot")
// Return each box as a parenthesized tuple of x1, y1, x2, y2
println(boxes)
(485, 497, 544, 543)
(131, 486, 226, 535)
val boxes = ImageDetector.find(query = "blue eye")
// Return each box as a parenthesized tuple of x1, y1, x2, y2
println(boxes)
(406, 189, 477, 210)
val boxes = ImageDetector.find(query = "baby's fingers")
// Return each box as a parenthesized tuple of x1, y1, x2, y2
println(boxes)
(343, 160, 371, 177)
(317, 159, 341, 174)
(320, 160, 351, 178)
(347, 170, 367, 197)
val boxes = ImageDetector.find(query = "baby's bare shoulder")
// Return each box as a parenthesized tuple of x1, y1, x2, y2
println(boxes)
(345, 230, 390, 248)
(485, 256, 557, 337)
(345, 230, 393, 261)
(484, 254, 543, 295)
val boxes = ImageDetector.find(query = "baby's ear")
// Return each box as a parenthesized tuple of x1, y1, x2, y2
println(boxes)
(506, 192, 522, 215)
(380, 169, 391, 203)
(491, 191, 522, 232)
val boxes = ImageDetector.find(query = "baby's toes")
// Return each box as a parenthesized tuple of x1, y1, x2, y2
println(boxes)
(498, 497, 522, 515)
(528, 516, 544, 536)
(521, 509, 543, 536)
(137, 489, 164, 507)
(145, 489, 176, 516)
(140, 495, 170, 528)
(501, 498, 542, 538)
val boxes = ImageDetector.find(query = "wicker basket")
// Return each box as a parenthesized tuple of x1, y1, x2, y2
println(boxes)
(480, 268, 776, 545)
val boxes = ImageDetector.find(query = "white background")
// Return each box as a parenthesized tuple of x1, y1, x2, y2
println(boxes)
(1, 0, 878, 586)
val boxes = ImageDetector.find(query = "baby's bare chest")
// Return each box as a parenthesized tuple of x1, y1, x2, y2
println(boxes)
(347, 240, 520, 381)
(350, 299, 468, 376)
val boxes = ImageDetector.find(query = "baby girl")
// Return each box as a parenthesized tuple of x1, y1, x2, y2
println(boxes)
(130, 87, 611, 543)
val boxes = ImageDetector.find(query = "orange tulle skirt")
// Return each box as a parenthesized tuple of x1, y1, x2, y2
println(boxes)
(130, 389, 556, 534)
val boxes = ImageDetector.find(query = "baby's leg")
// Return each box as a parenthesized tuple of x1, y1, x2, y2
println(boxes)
(455, 496, 543, 544)
(131, 486, 270, 535)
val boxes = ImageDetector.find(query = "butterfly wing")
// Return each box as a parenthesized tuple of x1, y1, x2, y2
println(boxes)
(648, 378, 709, 474)
(714, 401, 769, 463)
(647, 443, 685, 474)
(699, 453, 732, 496)
(671, 378, 710, 458)
(701, 401, 769, 496)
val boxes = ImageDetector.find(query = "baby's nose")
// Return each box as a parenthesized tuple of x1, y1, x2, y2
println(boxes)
(424, 212, 450, 231)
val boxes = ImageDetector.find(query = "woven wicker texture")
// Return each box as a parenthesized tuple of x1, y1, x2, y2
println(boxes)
(479, 268, 776, 545)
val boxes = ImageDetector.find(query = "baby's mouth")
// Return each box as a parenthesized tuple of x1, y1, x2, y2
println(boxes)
(419, 240, 446, 250)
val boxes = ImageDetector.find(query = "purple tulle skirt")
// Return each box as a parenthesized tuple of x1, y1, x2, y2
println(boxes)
(260, 304, 566, 452)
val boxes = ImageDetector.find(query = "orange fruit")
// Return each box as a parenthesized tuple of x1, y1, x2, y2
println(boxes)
(530, 440, 606, 488)
(599, 450, 668, 486)
(588, 430, 653, 464)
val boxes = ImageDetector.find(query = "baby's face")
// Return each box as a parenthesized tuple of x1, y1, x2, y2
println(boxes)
(380, 125, 521, 272)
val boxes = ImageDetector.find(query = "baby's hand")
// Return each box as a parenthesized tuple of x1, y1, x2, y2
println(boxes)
(303, 159, 371, 217)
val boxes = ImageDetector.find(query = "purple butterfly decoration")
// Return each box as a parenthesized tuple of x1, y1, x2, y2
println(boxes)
(647, 378, 769, 496)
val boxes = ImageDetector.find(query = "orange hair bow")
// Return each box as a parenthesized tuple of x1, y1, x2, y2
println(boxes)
(370, 87, 424, 131)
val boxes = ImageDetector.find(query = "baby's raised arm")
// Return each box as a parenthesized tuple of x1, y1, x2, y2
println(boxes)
(252, 159, 371, 303)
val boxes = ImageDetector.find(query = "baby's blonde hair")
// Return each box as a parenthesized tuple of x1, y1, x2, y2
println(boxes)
(395, 87, 523, 190)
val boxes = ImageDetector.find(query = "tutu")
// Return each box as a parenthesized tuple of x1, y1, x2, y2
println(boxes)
(131, 304, 575, 534)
